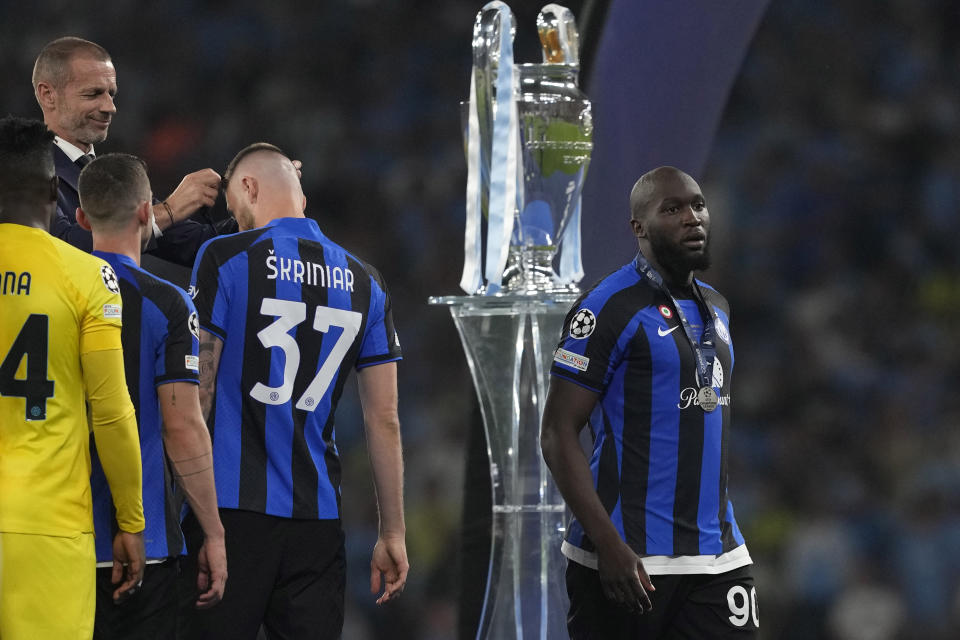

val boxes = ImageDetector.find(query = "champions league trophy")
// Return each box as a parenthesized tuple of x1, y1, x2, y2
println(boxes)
(430, 3, 592, 638)
(460, 1, 592, 295)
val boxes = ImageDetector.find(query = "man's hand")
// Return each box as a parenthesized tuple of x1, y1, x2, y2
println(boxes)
(370, 535, 408, 605)
(160, 169, 222, 228)
(596, 538, 655, 614)
(111, 530, 146, 603)
(194, 534, 228, 609)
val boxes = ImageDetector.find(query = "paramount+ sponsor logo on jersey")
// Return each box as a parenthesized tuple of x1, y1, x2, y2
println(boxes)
(677, 387, 730, 410)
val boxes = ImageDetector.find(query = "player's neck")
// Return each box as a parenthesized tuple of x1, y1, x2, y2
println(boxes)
(663, 270, 694, 289)
(256, 207, 305, 228)
(0, 205, 52, 230)
(639, 246, 693, 289)
(92, 231, 142, 266)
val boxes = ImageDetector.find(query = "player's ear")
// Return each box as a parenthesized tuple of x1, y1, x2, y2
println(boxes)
(241, 176, 258, 204)
(76, 207, 92, 231)
(630, 217, 645, 239)
(135, 200, 151, 227)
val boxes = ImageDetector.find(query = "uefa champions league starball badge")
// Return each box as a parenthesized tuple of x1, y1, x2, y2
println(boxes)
(568, 308, 595, 339)
(697, 386, 719, 412)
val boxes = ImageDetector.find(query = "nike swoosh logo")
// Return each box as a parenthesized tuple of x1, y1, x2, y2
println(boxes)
(658, 325, 679, 337)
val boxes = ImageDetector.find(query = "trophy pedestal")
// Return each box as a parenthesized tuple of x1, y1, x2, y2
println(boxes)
(430, 293, 577, 640)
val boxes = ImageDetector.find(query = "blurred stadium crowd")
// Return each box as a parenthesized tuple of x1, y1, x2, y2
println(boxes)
(706, 1, 960, 638)
(2, 0, 959, 638)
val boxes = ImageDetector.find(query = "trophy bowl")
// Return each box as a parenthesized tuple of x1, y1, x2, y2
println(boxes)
(505, 62, 592, 293)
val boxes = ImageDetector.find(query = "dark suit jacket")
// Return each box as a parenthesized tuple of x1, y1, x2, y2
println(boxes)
(51, 143, 237, 288)
(52, 143, 92, 251)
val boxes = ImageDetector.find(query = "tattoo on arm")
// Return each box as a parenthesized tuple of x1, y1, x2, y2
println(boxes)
(172, 465, 213, 479)
(198, 332, 223, 423)
(168, 451, 213, 464)
(168, 447, 214, 480)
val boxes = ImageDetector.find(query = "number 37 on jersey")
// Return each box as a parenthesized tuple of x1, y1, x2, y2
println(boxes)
(249, 298, 361, 413)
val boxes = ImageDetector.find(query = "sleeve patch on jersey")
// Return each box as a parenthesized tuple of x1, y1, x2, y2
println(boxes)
(100, 264, 120, 294)
(554, 347, 589, 371)
(185, 355, 200, 371)
(102, 303, 122, 319)
(569, 308, 596, 339)
(187, 285, 199, 299)
(188, 312, 200, 340)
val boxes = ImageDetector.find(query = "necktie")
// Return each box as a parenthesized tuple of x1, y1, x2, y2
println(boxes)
(75, 154, 92, 169)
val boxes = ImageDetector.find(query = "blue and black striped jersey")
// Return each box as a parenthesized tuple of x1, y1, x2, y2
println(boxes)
(90, 252, 200, 561)
(189, 217, 402, 520)
(551, 260, 748, 572)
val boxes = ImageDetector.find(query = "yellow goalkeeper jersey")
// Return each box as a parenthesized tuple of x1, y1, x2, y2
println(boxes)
(0, 223, 143, 537)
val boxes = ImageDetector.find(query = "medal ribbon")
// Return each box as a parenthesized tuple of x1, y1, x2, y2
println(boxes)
(634, 252, 717, 387)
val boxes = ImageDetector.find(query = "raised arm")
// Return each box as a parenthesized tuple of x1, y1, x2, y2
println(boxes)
(154, 169, 221, 232)
(157, 381, 227, 608)
(540, 376, 654, 613)
(356, 362, 408, 605)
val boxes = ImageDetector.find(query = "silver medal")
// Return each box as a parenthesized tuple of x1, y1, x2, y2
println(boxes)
(697, 386, 719, 413)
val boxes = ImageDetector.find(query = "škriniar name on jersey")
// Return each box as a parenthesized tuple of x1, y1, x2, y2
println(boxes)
(189, 217, 402, 520)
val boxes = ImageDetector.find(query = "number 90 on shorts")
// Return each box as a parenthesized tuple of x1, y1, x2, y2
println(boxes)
(726, 584, 759, 628)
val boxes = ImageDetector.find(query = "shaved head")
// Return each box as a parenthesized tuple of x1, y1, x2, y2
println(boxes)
(629, 166, 694, 221)
(223, 143, 301, 197)
(230, 150, 299, 189)
(222, 142, 305, 230)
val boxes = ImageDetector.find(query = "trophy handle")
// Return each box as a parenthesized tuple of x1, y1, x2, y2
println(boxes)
(472, 2, 511, 147)
(463, 3, 513, 294)
(472, 1, 518, 138)
(537, 4, 580, 64)
(463, 1, 520, 295)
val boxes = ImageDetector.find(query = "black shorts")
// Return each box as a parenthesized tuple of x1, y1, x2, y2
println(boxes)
(566, 561, 759, 639)
(94, 558, 180, 640)
(180, 508, 345, 640)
